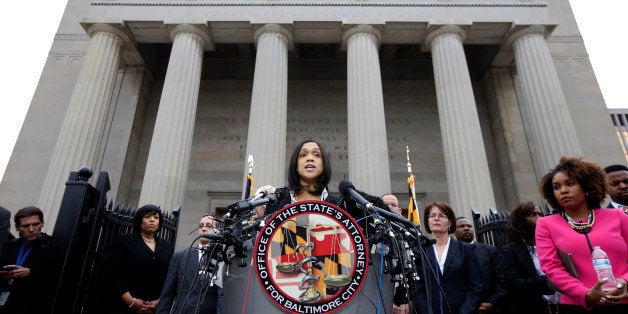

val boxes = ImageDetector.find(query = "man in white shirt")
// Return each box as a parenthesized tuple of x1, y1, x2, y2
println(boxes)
(381, 194, 411, 314)
(157, 215, 221, 314)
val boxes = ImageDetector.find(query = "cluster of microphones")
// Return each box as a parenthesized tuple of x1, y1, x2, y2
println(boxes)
(193, 181, 431, 304)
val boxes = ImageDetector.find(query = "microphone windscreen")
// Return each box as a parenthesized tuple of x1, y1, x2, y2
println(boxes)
(200, 233, 224, 240)
(275, 187, 289, 200)
(338, 181, 355, 196)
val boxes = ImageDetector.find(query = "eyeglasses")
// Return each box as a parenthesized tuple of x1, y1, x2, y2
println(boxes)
(428, 213, 448, 220)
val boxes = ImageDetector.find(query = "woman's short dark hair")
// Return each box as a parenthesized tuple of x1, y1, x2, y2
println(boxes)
(132, 204, 163, 234)
(508, 201, 538, 243)
(14, 206, 44, 227)
(287, 139, 332, 194)
(539, 156, 607, 212)
(423, 201, 456, 234)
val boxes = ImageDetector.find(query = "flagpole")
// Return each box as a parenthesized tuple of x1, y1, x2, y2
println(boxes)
(406, 146, 420, 225)
(244, 154, 254, 199)
(406, 146, 412, 174)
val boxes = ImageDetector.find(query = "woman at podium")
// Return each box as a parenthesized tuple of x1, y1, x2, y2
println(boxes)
(264, 139, 339, 215)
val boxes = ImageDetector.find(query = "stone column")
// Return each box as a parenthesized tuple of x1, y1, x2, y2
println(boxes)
(426, 25, 496, 214)
(509, 25, 582, 175)
(38, 23, 132, 228)
(244, 24, 293, 189)
(138, 24, 211, 210)
(343, 24, 391, 196)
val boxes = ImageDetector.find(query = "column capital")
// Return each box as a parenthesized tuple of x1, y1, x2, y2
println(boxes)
(167, 24, 214, 51)
(341, 24, 382, 51)
(253, 24, 294, 50)
(505, 24, 555, 48)
(83, 23, 134, 49)
(424, 24, 466, 51)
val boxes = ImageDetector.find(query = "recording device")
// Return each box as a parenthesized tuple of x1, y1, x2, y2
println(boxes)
(339, 181, 416, 230)
(338, 181, 384, 212)
(249, 188, 271, 201)
(199, 233, 225, 241)
(226, 188, 287, 217)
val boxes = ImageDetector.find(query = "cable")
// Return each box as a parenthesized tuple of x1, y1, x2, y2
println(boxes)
(240, 259, 254, 314)
(377, 239, 384, 314)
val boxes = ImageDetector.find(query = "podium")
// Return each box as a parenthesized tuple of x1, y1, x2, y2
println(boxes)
(222, 201, 394, 313)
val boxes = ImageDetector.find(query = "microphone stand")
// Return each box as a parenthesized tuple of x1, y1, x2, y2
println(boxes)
(358, 201, 439, 314)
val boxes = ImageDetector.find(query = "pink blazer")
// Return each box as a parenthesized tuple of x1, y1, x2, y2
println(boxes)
(536, 208, 628, 308)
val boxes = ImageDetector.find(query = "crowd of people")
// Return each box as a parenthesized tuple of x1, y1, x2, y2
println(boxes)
(0, 140, 627, 314)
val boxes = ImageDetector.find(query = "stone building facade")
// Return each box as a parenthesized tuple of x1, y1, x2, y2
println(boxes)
(610, 109, 628, 163)
(0, 0, 623, 246)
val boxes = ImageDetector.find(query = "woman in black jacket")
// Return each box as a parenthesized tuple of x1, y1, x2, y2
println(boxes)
(103, 205, 174, 313)
(413, 201, 482, 314)
(501, 201, 558, 314)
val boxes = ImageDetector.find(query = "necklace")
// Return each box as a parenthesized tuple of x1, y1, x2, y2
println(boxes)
(562, 210, 594, 234)
(142, 236, 155, 243)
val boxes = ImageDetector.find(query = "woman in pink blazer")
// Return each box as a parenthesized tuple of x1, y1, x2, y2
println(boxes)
(536, 156, 628, 313)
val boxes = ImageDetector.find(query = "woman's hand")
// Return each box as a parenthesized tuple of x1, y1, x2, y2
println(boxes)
(132, 299, 152, 313)
(604, 278, 628, 304)
(140, 299, 158, 313)
(392, 303, 410, 314)
(586, 280, 613, 305)
(585, 278, 628, 305)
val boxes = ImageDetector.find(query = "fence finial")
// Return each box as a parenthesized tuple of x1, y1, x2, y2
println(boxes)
(77, 166, 93, 181)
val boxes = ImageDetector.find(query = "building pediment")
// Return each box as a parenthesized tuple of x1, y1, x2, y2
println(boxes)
(92, 0, 547, 7)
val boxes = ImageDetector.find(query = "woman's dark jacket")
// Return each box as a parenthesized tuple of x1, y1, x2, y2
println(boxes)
(413, 238, 483, 314)
(102, 233, 174, 313)
(500, 241, 556, 314)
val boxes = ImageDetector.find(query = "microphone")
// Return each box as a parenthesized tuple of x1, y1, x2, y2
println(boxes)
(338, 181, 417, 230)
(249, 190, 268, 201)
(227, 188, 287, 216)
(199, 233, 224, 241)
(338, 181, 387, 213)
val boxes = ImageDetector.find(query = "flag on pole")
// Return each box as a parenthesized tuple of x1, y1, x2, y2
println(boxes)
(406, 146, 420, 225)
(407, 174, 420, 225)
(244, 155, 254, 199)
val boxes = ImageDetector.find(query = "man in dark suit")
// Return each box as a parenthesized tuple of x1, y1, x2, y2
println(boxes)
(604, 164, 628, 212)
(0, 206, 54, 313)
(0, 206, 11, 256)
(455, 217, 507, 313)
(157, 215, 220, 314)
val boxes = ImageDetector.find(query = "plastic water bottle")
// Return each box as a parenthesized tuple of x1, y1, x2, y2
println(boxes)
(592, 246, 617, 291)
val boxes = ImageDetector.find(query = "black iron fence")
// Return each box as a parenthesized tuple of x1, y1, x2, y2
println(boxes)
(472, 208, 510, 249)
(472, 205, 555, 249)
(49, 167, 179, 314)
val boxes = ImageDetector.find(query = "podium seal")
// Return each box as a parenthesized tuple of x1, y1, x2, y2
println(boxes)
(254, 201, 369, 313)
